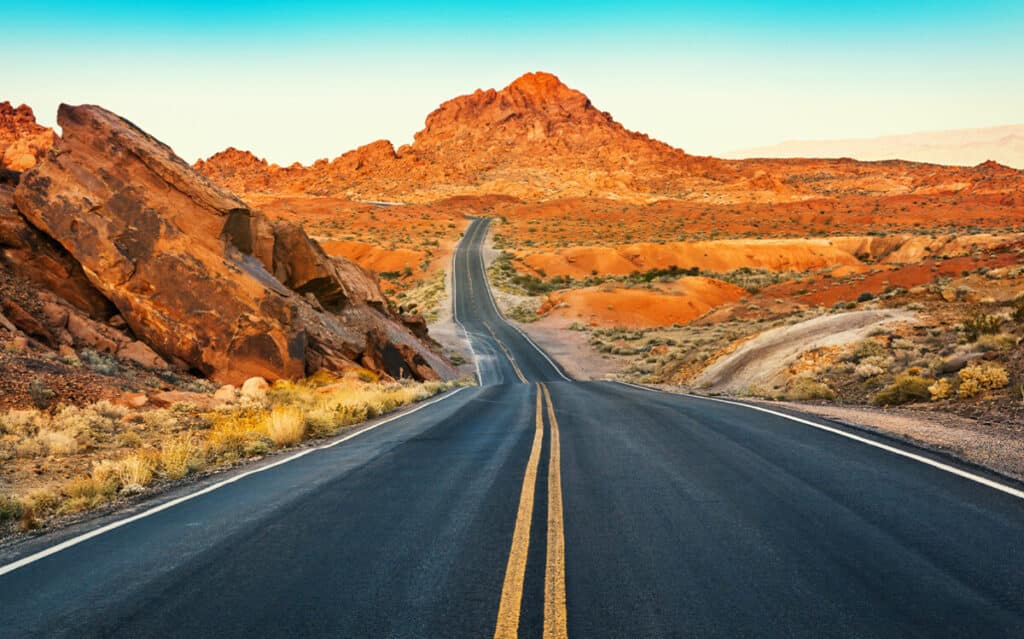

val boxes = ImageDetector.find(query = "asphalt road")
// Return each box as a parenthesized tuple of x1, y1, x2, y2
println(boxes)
(2, 218, 1024, 638)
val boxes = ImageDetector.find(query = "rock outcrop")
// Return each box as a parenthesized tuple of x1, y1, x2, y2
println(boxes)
(0, 103, 56, 171)
(14, 104, 453, 384)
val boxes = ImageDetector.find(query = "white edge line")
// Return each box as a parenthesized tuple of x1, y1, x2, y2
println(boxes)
(450, 222, 484, 384)
(612, 381, 1024, 501)
(0, 387, 470, 577)
(474, 219, 572, 382)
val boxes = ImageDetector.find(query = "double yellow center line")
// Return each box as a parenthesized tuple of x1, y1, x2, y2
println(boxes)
(494, 384, 567, 638)
(482, 320, 528, 383)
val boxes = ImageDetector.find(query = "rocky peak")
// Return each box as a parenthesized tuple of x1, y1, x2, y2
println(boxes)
(0, 100, 56, 171)
(194, 147, 269, 171)
(505, 71, 592, 110)
(1, 102, 37, 121)
(416, 71, 609, 144)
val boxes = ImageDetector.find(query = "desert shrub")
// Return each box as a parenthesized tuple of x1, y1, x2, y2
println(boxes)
(266, 405, 306, 447)
(975, 333, 1017, 352)
(117, 454, 156, 489)
(856, 291, 875, 303)
(93, 454, 155, 492)
(0, 409, 43, 435)
(784, 377, 836, 401)
(507, 302, 540, 323)
(854, 362, 885, 379)
(957, 363, 1010, 398)
(142, 409, 177, 431)
(93, 400, 129, 421)
(872, 374, 934, 406)
(79, 349, 120, 376)
(61, 476, 114, 513)
(118, 431, 143, 448)
(928, 378, 952, 401)
(29, 379, 55, 409)
(961, 313, 1003, 342)
(846, 338, 888, 363)
(0, 495, 25, 524)
(1013, 297, 1024, 323)
(16, 488, 59, 528)
(35, 428, 79, 455)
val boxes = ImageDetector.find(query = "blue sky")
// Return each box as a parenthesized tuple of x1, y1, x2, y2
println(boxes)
(7, 1, 1023, 163)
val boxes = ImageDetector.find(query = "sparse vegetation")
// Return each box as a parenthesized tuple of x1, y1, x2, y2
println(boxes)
(0, 374, 462, 534)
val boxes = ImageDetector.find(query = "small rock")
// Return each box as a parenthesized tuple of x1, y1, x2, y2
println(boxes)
(10, 335, 29, 352)
(2, 299, 55, 346)
(108, 314, 128, 329)
(117, 392, 149, 409)
(149, 390, 217, 410)
(940, 288, 957, 302)
(58, 344, 77, 360)
(67, 312, 119, 353)
(240, 376, 270, 400)
(41, 302, 69, 328)
(213, 384, 238, 404)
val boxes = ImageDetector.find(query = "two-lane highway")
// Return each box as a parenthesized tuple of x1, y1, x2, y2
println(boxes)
(2, 218, 1024, 637)
(452, 218, 569, 385)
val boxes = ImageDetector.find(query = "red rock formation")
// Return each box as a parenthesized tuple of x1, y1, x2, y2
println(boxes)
(0, 102, 56, 171)
(14, 104, 454, 384)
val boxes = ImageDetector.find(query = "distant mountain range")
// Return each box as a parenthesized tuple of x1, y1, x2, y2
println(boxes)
(6, 74, 1022, 205)
(726, 125, 1024, 169)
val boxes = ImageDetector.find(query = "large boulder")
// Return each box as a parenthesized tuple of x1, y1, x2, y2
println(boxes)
(14, 104, 454, 384)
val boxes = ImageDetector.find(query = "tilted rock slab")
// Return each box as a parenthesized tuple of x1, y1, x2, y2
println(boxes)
(14, 104, 452, 384)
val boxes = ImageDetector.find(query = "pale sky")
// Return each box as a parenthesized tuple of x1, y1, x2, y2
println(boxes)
(7, 1, 1023, 165)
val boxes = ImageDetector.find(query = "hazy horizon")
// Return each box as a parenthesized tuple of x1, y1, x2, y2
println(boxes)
(8, 1, 1023, 164)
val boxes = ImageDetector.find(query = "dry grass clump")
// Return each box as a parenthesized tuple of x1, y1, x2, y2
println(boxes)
(159, 434, 206, 480)
(207, 407, 272, 460)
(267, 406, 306, 446)
(61, 476, 115, 513)
(92, 454, 156, 494)
(35, 428, 80, 455)
(0, 495, 24, 525)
